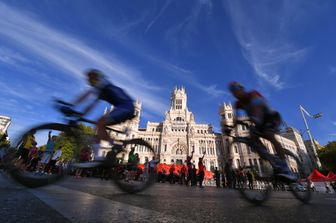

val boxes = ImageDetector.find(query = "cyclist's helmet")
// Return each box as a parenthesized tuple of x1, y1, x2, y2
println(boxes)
(228, 81, 244, 92)
(85, 69, 104, 87)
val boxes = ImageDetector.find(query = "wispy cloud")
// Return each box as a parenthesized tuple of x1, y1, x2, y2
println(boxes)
(154, 60, 229, 97)
(0, 2, 167, 116)
(0, 47, 29, 65)
(224, 0, 309, 89)
(145, 0, 173, 34)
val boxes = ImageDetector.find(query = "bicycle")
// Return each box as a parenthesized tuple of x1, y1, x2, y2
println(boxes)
(223, 120, 311, 205)
(3, 99, 156, 194)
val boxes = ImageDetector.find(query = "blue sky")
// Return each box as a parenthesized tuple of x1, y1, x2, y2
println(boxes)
(0, 0, 335, 145)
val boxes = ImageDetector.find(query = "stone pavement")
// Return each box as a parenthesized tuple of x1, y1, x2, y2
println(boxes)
(1, 172, 336, 223)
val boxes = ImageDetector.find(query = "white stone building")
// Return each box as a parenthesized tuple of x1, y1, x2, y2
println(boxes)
(107, 87, 223, 171)
(0, 115, 11, 134)
(103, 87, 314, 175)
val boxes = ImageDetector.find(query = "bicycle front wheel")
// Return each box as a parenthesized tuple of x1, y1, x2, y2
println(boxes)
(283, 149, 312, 203)
(230, 139, 273, 205)
(112, 138, 156, 194)
(6, 123, 83, 188)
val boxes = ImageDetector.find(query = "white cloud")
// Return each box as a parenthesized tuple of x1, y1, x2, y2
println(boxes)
(224, 0, 309, 89)
(0, 47, 29, 65)
(152, 60, 229, 97)
(0, 2, 167, 116)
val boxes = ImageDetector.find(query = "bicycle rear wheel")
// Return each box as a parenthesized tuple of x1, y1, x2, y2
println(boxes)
(283, 149, 311, 203)
(5, 123, 83, 188)
(230, 139, 273, 205)
(112, 138, 156, 194)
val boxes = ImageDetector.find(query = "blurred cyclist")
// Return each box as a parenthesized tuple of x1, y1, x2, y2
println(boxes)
(72, 69, 135, 142)
(227, 81, 297, 181)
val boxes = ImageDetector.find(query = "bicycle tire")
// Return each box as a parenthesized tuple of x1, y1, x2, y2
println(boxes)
(283, 149, 312, 203)
(6, 123, 80, 188)
(230, 138, 273, 205)
(113, 138, 156, 194)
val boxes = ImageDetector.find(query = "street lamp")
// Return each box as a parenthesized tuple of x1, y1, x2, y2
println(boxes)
(299, 105, 322, 168)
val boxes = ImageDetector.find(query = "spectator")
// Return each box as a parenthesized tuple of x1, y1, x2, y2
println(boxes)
(144, 157, 149, 176)
(225, 160, 235, 189)
(46, 146, 62, 174)
(41, 131, 57, 173)
(27, 142, 39, 171)
(246, 170, 254, 189)
(19, 130, 36, 170)
(149, 156, 159, 178)
(75, 146, 92, 178)
(191, 165, 197, 186)
(185, 150, 194, 186)
(214, 167, 221, 188)
(169, 164, 175, 184)
(198, 153, 205, 188)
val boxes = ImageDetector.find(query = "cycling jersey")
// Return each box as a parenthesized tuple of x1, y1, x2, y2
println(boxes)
(91, 77, 135, 124)
(91, 77, 134, 106)
(235, 90, 281, 130)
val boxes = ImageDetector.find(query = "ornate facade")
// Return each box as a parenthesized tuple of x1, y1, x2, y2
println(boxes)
(107, 87, 223, 171)
(104, 87, 313, 174)
(0, 115, 11, 134)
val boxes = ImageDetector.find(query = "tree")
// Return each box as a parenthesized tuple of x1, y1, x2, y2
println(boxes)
(55, 124, 95, 162)
(318, 141, 336, 172)
(0, 133, 10, 148)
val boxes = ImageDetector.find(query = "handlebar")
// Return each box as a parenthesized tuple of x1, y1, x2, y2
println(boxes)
(54, 98, 81, 117)
(55, 99, 74, 107)
(53, 98, 126, 134)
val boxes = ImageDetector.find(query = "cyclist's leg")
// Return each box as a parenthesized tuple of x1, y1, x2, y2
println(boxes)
(261, 130, 285, 159)
(96, 103, 135, 141)
(97, 103, 135, 141)
(258, 131, 297, 181)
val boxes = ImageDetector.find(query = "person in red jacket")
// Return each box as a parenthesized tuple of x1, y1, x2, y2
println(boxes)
(198, 153, 206, 188)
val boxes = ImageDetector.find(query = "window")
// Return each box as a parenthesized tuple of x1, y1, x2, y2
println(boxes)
(175, 99, 182, 109)
(176, 149, 182, 155)
(164, 144, 167, 152)
(234, 145, 238, 153)
(228, 113, 232, 119)
(249, 159, 252, 167)
(253, 159, 258, 169)
(236, 159, 240, 168)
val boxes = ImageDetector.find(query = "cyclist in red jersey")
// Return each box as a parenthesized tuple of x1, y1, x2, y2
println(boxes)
(228, 82, 297, 181)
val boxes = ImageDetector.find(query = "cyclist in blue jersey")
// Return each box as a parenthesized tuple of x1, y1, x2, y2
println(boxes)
(227, 81, 297, 181)
(72, 69, 135, 142)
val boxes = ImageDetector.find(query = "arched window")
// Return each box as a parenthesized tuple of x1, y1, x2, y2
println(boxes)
(176, 149, 182, 155)
(210, 161, 215, 171)
(236, 159, 240, 168)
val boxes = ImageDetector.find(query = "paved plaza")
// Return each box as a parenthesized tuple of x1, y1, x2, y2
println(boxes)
(0, 172, 335, 223)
